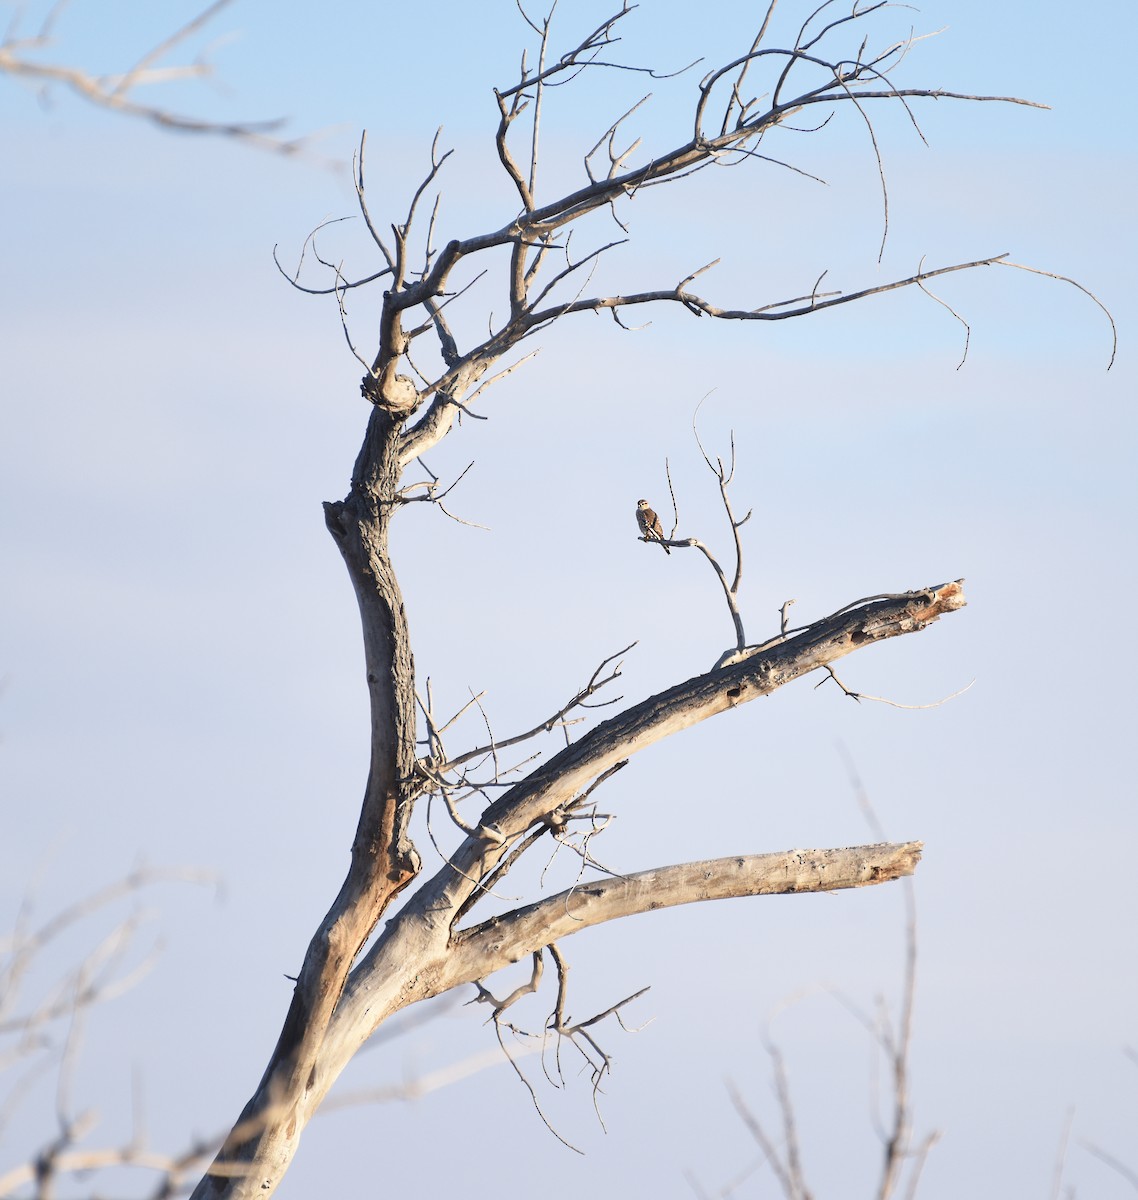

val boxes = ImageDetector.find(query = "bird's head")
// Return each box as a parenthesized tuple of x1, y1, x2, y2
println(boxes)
(637, 498, 650, 509)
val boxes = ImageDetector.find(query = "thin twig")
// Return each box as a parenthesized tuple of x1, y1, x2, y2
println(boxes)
(816, 665, 975, 710)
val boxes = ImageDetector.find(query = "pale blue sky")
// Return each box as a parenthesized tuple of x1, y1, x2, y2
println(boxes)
(2, 2, 1136, 1197)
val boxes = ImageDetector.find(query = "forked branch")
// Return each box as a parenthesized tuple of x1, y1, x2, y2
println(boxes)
(277, 1, 1111, 475)
(419, 642, 634, 785)
(0, 1, 307, 155)
(658, 411, 753, 656)
(196, 576, 962, 1197)
(719, 877, 938, 1200)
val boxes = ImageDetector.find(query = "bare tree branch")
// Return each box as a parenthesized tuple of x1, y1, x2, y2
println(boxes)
(0, 1, 312, 156)
(190, 573, 960, 1194)
(995, 259, 1117, 369)
(816, 665, 975, 710)
(271, 1, 1109, 477)
(1081, 1141, 1138, 1193)
(421, 642, 634, 782)
(449, 842, 922, 983)
(0, 870, 220, 1200)
(527, 252, 1016, 327)
(312, 584, 962, 1080)
(719, 836, 937, 1200)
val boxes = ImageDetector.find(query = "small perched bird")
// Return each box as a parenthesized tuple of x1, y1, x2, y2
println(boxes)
(636, 498, 670, 554)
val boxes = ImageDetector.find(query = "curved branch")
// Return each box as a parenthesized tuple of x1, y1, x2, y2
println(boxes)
(994, 259, 1117, 370)
(383, 250, 1028, 464)
(447, 841, 922, 982)
(669, 535, 747, 651)
(197, 577, 960, 1196)
(392, 581, 965, 933)
(355, 73, 1044, 349)
(529, 252, 1014, 325)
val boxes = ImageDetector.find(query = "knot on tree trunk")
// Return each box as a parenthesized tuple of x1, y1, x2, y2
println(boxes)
(360, 371, 419, 414)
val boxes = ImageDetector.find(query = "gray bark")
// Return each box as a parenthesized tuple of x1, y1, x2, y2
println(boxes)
(192, 574, 961, 1198)
(186, 5, 1011, 1192)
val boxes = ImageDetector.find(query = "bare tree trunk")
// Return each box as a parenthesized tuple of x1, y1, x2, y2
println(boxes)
(195, 408, 422, 1196)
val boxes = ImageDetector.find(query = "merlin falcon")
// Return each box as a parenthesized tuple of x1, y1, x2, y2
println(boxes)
(636, 499, 670, 554)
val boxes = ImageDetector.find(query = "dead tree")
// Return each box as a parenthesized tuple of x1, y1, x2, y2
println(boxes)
(187, 4, 1106, 1196)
